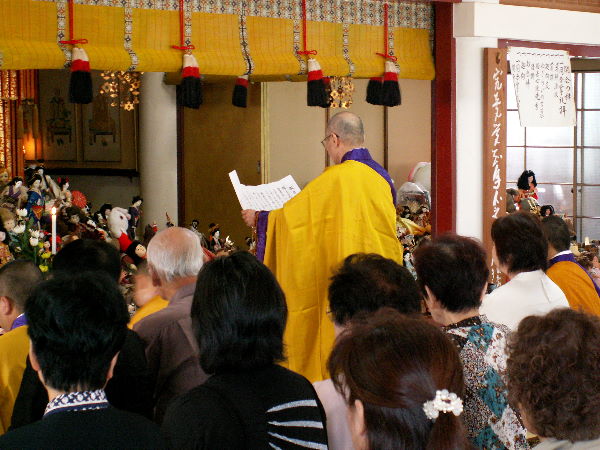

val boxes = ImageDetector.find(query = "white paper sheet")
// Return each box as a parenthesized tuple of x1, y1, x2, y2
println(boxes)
(508, 47, 575, 127)
(229, 170, 301, 211)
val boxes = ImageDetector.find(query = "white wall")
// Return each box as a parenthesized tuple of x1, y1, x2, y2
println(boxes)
(139, 72, 178, 228)
(453, 2, 600, 238)
(264, 79, 431, 189)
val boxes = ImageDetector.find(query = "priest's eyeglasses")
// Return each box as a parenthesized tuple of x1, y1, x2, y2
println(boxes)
(321, 133, 337, 147)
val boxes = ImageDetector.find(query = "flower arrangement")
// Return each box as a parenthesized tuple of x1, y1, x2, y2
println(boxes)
(11, 209, 52, 272)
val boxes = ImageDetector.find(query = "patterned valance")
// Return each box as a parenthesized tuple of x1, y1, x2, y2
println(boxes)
(0, 0, 434, 80)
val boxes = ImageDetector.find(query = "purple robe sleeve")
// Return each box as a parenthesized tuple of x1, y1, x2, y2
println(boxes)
(255, 211, 269, 262)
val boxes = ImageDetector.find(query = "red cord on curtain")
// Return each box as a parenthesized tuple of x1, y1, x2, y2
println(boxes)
(172, 0, 195, 51)
(375, 3, 397, 62)
(297, 0, 317, 56)
(59, 0, 88, 45)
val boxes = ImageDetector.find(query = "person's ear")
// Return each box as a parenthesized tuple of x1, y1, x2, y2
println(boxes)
(424, 286, 440, 311)
(148, 264, 162, 287)
(105, 353, 119, 386)
(0, 296, 12, 317)
(350, 399, 367, 448)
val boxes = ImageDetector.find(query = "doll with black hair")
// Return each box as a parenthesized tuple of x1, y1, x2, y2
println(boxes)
(123, 240, 147, 272)
(208, 223, 223, 253)
(56, 177, 72, 209)
(0, 211, 14, 268)
(517, 169, 538, 201)
(1, 177, 28, 211)
(128, 196, 143, 240)
(25, 174, 45, 225)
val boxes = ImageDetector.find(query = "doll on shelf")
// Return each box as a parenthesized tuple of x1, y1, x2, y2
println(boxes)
(1, 177, 28, 211)
(0, 167, 10, 193)
(128, 196, 143, 240)
(517, 169, 538, 201)
(208, 223, 223, 253)
(25, 174, 45, 225)
(56, 177, 72, 209)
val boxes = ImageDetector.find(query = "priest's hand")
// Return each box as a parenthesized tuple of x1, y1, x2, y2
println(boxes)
(242, 209, 257, 228)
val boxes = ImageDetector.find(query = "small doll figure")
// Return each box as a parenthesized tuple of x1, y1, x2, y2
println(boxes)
(0, 215, 14, 268)
(517, 170, 538, 201)
(94, 203, 112, 231)
(1, 177, 28, 211)
(208, 223, 223, 253)
(57, 177, 72, 209)
(128, 196, 143, 240)
(123, 240, 147, 271)
(190, 219, 209, 248)
(0, 167, 10, 192)
(540, 205, 555, 217)
(25, 174, 45, 225)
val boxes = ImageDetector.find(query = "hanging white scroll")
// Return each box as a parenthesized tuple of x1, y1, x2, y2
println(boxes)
(508, 47, 575, 127)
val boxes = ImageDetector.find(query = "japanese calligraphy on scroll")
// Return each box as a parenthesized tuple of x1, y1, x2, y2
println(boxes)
(508, 47, 575, 127)
(483, 48, 508, 286)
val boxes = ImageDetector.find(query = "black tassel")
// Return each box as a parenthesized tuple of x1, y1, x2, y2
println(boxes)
(69, 71, 93, 104)
(178, 54, 202, 109)
(179, 76, 202, 109)
(69, 48, 93, 104)
(366, 77, 383, 105)
(307, 58, 328, 107)
(381, 61, 401, 107)
(232, 75, 248, 108)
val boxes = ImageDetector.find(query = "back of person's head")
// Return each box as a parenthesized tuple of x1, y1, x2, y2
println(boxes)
(414, 234, 488, 313)
(541, 215, 570, 253)
(327, 111, 365, 147)
(26, 271, 129, 392)
(147, 227, 203, 283)
(0, 260, 43, 313)
(328, 253, 421, 326)
(507, 308, 600, 442)
(53, 239, 121, 282)
(192, 251, 286, 374)
(491, 211, 547, 273)
(328, 309, 469, 450)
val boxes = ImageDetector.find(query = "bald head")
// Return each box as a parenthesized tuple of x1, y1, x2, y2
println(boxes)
(147, 227, 203, 283)
(327, 112, 365, 148)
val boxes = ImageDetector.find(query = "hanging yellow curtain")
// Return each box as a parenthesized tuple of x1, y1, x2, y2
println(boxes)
(0, 0, 64, 70)
(74, 4, 131, 70)
(0, 0, 434, 79)
(132, 8, 181, 73)
(192, 13, 247, 76)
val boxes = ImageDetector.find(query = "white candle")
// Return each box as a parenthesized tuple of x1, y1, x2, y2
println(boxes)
(51, 207, 57, 255)
(585, 236, 590, 246)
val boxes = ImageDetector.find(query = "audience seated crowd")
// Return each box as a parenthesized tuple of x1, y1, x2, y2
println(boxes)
(1, 213, 600, 449)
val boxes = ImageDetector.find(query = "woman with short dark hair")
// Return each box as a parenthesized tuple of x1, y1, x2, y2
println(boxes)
(414, 233, 529, 449)
(162, 251, 328, 449)
(507, 308, 600, 449)
(480, 211, 568, 330)
(328, 309, 470, 450)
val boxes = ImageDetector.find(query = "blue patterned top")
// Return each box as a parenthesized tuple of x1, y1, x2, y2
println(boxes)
(44, 389, 109, 417)
(443, 315, 530, 450)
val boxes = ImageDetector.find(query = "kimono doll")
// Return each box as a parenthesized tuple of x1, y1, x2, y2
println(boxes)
(25, 175, 45, 225)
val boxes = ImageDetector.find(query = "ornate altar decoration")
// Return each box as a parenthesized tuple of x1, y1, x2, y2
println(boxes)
(99, 71, 142, 111)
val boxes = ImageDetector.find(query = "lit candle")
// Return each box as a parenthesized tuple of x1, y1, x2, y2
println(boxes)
(51, 207, 57, 255)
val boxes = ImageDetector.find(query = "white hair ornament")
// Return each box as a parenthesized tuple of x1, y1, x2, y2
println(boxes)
(422, 389, 463, 421)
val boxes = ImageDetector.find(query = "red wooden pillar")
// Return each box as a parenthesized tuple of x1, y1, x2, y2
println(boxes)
(431, 1, 456, 234)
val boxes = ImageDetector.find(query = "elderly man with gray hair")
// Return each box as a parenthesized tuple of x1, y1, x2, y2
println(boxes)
(134, 226, 207, 424)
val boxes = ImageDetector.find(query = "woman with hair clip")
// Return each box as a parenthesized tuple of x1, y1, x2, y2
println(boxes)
(328, 309, 470, 450)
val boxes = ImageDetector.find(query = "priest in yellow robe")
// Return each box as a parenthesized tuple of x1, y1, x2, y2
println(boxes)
(0, 261, 43, 434)
(242, 112, 403, 382)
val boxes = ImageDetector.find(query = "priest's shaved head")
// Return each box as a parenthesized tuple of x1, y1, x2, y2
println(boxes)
(327, 111, 365, 148)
